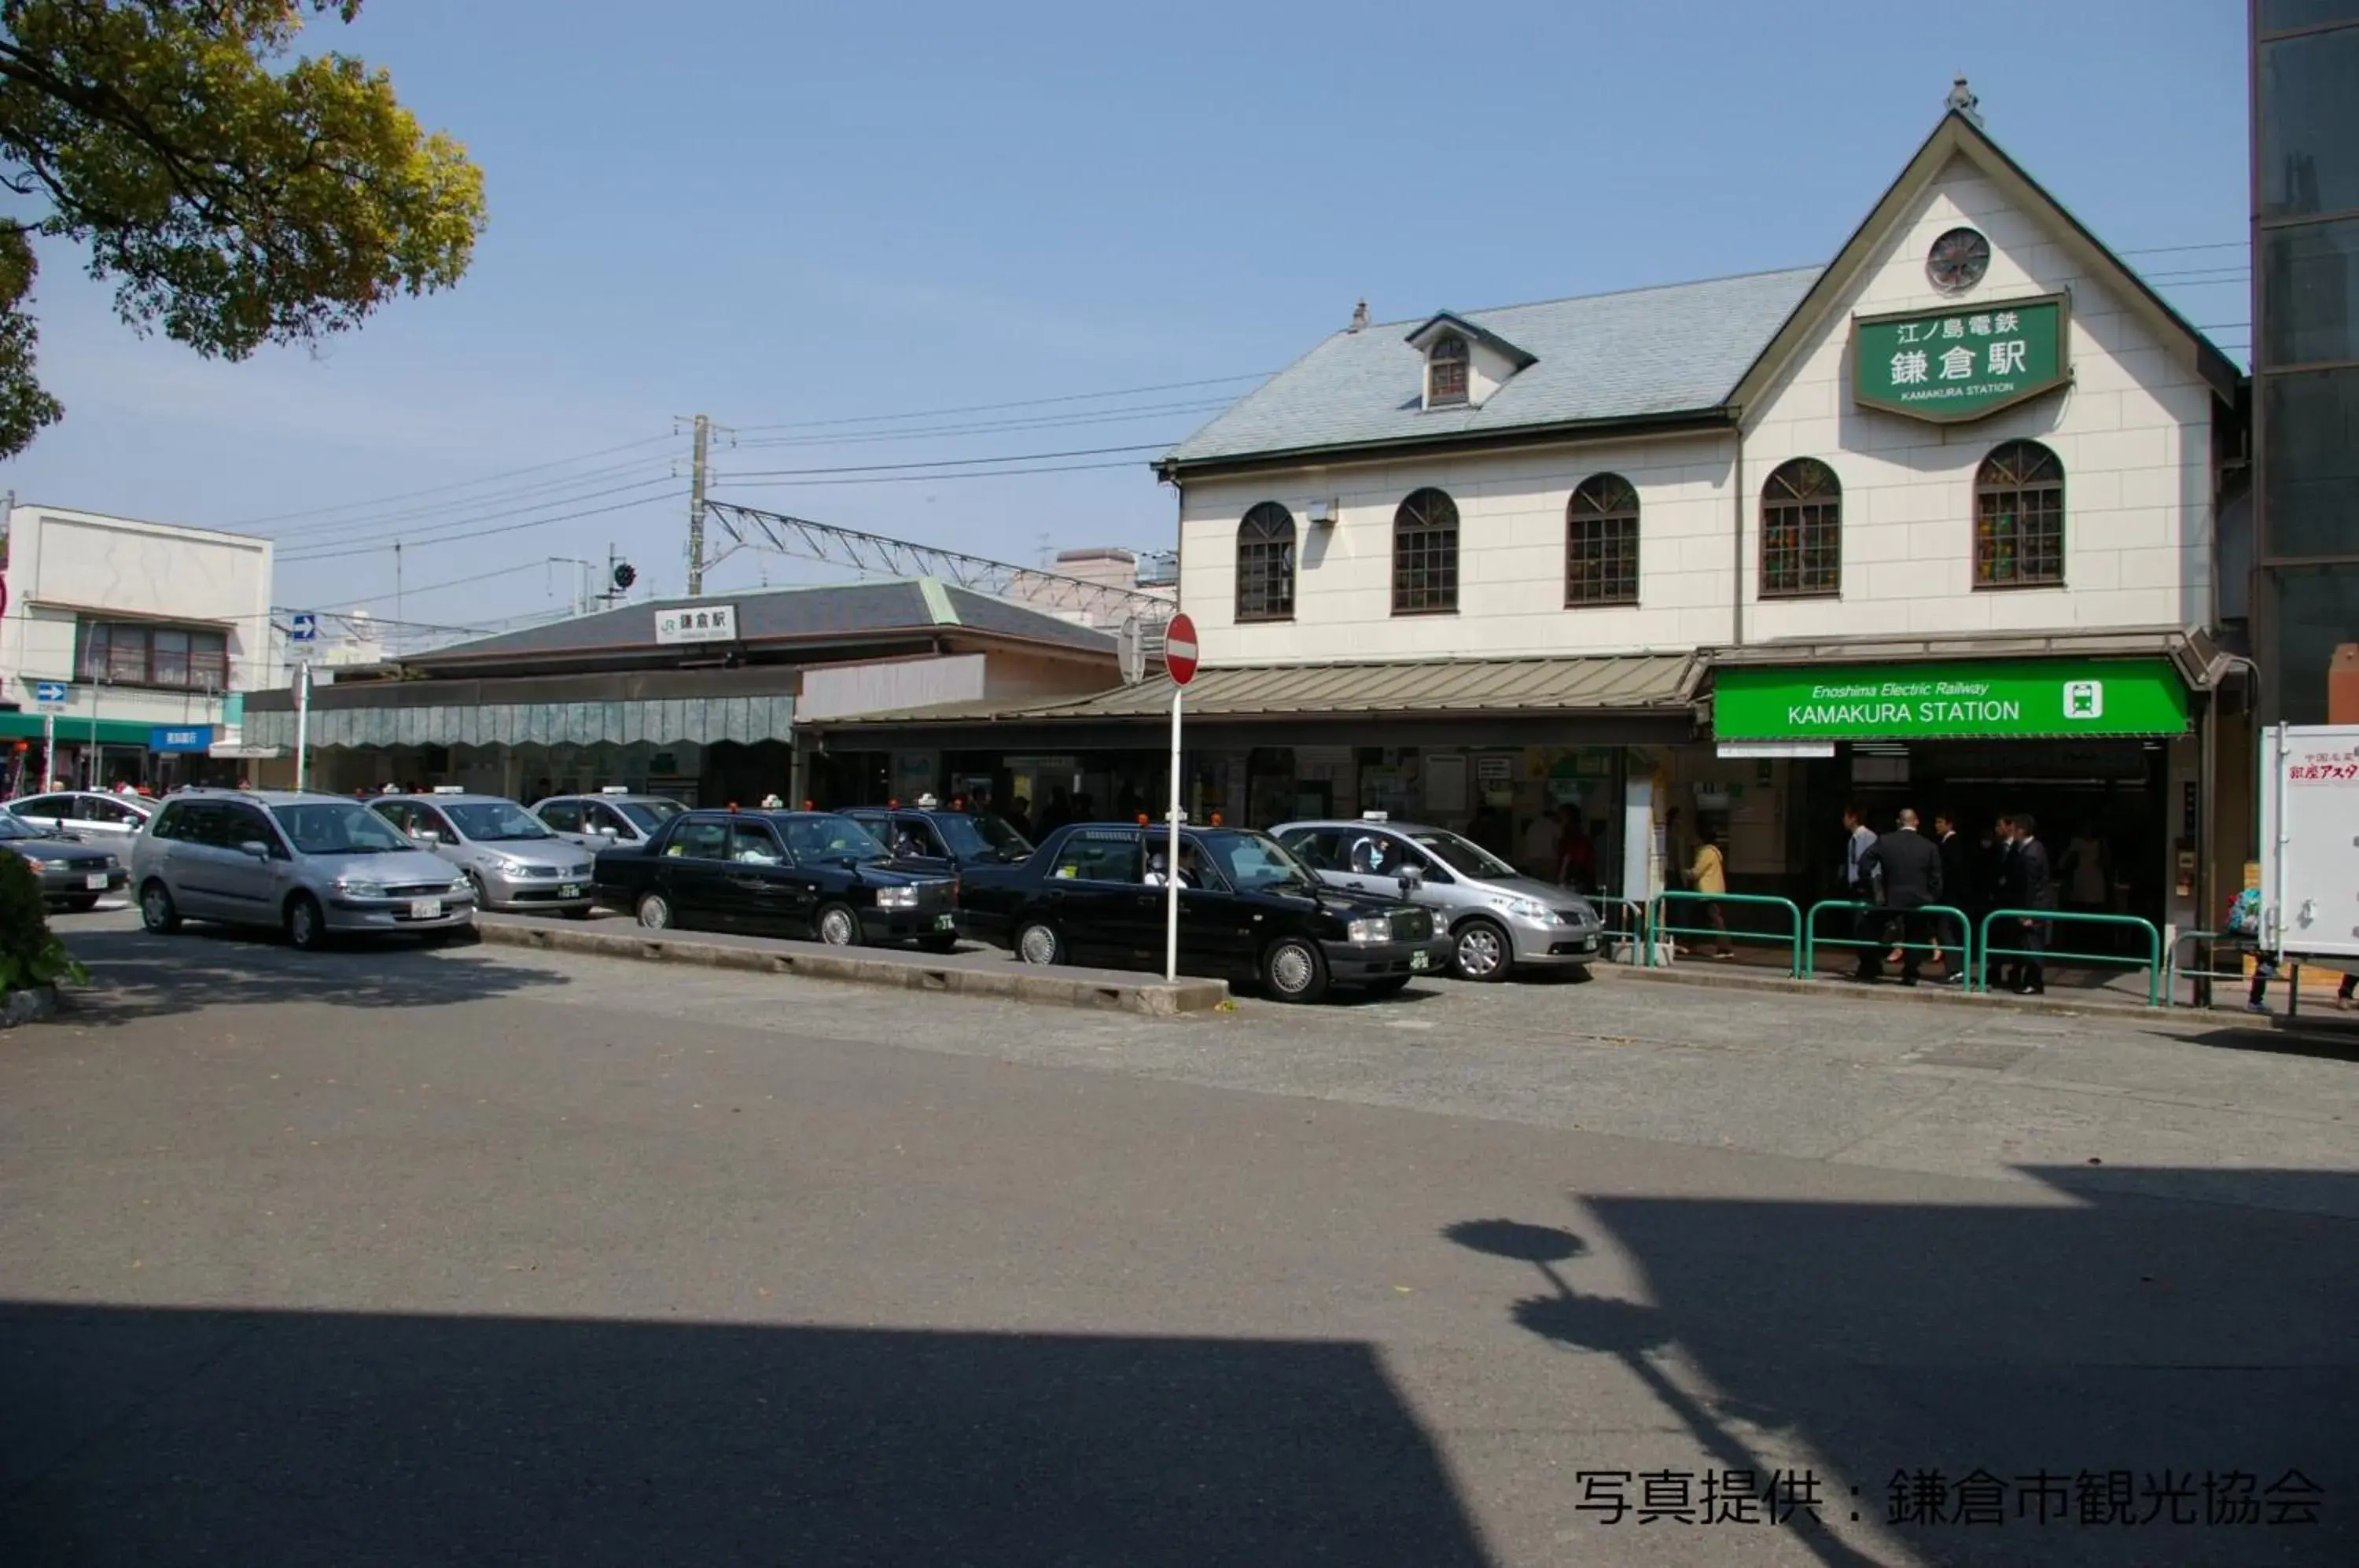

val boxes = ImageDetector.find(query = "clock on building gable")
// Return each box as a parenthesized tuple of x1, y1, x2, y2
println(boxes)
(1927, 226, 1992, 294)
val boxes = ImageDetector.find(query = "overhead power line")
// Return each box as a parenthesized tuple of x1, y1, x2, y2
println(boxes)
(712, 443, 1172, 480)
(729, 372, 1274, 433)
(222, 432, 677, 527)
(708, 460, 1145, 490)
(260, 458, 682, 546)
(279, 489, 684, 565)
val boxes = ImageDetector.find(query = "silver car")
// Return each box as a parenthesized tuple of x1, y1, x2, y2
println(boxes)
(6, 788, 155, 844)
(529, 790, 686, 852)
(1274, 815, 1605, 981)
(370, 791, 596, 915)
(131, 789, 476, 951)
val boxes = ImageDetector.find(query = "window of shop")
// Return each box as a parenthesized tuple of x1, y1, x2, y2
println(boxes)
(1392, 488, 1459, 614)
(1760, 458, 1842, 598)
(1236, 502, 1296, 622)
(1974, 440, 2066, 588)
(1426, 333, 1469, 407)
(1566, 473, 1640, 606)
(76, 621, 230, 691)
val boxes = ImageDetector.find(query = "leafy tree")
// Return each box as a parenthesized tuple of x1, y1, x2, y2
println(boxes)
(0, 2, 486, 456)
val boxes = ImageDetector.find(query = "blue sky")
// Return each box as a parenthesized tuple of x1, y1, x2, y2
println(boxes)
(0, 0, 2249, 640)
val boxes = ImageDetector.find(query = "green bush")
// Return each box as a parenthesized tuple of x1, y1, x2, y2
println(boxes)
(0, 850, 86, 994)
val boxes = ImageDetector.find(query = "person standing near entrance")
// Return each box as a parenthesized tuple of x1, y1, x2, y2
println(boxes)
(1933, 809, 1976, 983)
(1683, 824, 1736, 959)
(1522, 806, 1562, 884)
(1842, 805, 1880, 978)
(2000, 812, 2056, 995)
(1858, 808, 1943, 986)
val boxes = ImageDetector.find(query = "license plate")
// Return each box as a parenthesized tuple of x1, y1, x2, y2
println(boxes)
(83, 873, 109, 890)
(1409, 950, 1431, 971)
(933, 913, 957, 931)
(559, 884, 582, 898)
(410, 899, 443, 920)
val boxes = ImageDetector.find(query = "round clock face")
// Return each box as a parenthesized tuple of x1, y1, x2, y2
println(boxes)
(1927, 227, 1991, 294)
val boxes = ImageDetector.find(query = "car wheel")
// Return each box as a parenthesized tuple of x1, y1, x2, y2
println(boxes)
(465, 869, 491, 911)
(139, 880, 182, 934)
(1451, 918, 1512, 982)
(61, 894, 101, 913)
(1261, 935, 1329, 1003)
(1015, 920, 1063, 966)
(285, 893, 328, 952)
(815, 903, 860, 947)
(1360, 976, 1411, 999)
(635, 892, 672, 930)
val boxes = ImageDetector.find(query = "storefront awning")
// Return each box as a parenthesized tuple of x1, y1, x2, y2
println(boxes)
(244, 693, 795, 752)
(812, 654, 1702, 731)
(0, 712, 161, 746)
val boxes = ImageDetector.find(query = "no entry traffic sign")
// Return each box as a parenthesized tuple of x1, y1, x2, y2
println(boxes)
(1164, 612, 1198, 686)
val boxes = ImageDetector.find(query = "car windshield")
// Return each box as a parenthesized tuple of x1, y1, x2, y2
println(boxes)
(0, 813, 52, 841)
(1189, 830, 1320, 894)
(937, 812, 1032, 862)
(1407, 828, 1519, 879)
(443, 801, 554, 842)
(615, 799, 683, 831)
(272, 803, 412, 856)
(782, 814, 890, 863)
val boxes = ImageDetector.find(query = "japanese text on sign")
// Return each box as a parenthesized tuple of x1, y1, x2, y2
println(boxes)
(1567, 1465, 2324, 1531)
(1853, 296, 2066, 423)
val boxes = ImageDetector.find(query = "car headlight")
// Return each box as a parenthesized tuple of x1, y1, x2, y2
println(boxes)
(337, 878, 388, 898)
(1497, 896, 1564, 924)
(874, 885, 919, 909)
(1345, 915, 1390, 944)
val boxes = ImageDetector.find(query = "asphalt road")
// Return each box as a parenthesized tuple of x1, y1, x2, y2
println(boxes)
(2, 907, 2354, 1566)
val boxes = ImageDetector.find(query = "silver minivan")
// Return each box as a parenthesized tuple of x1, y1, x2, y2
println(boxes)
(131, 789, 476, 951)
(1274, 815, 1604, 981)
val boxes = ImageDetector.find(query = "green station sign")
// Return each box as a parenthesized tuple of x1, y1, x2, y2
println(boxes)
(1713, 658, 2188, 742)
(1852, 293, 2069, 423)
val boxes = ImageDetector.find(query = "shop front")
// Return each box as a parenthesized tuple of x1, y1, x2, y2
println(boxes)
(1708, 656, 2201, 933)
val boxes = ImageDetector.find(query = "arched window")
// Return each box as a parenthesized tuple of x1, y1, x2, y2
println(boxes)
(1974, 440, 2065, 587)
(1566, 473, 1640, 606)
(1426, 333, 1470, 407)
(1392, 488, 1459, 613)
(1236, 502, 1297, 622)
(1760, 458, 1842, 598)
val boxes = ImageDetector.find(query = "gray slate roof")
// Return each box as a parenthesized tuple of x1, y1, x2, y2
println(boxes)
(1165, 267, 1823, 467)
(409, 578, 1114, 665)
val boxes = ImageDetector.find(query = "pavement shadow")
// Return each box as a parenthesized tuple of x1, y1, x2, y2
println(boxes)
(2151, 1021, 2359, 1066)
(1446, 1168, 2357, 1565)
(54, 927, 568, 1026)
(0, 1303, 1489, 1567)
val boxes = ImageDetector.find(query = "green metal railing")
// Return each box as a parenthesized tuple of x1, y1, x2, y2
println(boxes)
(1975, 909, 2164, 1007)
(1801, 900, 1974, 979)
(1647, 889, 1802, 977)
(1587, 895, 1652, 966)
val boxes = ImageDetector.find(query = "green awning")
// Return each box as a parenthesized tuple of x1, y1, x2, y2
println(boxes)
(0, 712, 160, 745)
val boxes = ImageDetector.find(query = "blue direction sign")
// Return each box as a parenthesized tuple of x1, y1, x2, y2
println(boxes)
(32, 680, 67, 709)
(149, 726, 214, 753)
(289, 612, 319, 643)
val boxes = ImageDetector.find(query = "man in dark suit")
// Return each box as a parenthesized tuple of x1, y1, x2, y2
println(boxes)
(1859, 808, 1945, 985)
(1933, 809, 1976, 983)
(1998, 812, 2056, 994)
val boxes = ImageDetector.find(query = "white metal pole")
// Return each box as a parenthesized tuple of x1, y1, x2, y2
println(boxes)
(1165, 685, 1183, 984)
(41, 709, 53, 791)
(294, 659, 311, 793)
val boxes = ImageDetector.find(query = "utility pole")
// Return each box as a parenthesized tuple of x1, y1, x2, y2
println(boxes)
(686, 413, 710, 597)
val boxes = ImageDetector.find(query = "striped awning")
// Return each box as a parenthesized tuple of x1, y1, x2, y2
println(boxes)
(244, 694, 795, 751)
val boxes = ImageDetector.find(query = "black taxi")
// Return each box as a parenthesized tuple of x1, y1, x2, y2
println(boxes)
(842, 797, 1035, 871)
(956, 821, 1452, 1003)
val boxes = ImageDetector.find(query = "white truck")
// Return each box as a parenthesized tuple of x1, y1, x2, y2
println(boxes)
(2257, 723, 2359, 962)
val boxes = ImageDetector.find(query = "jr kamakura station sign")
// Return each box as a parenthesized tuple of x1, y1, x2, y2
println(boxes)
(1713, 659, 2190, 742)
(1852, 293, 2069, 422)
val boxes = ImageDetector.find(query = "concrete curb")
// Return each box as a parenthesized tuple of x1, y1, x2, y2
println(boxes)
(473, 920, 1229, 1016)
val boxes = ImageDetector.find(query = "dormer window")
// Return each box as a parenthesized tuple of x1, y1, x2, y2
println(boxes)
(1427, 333, 1470, 407)
(1404, 313, 1534, 411)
